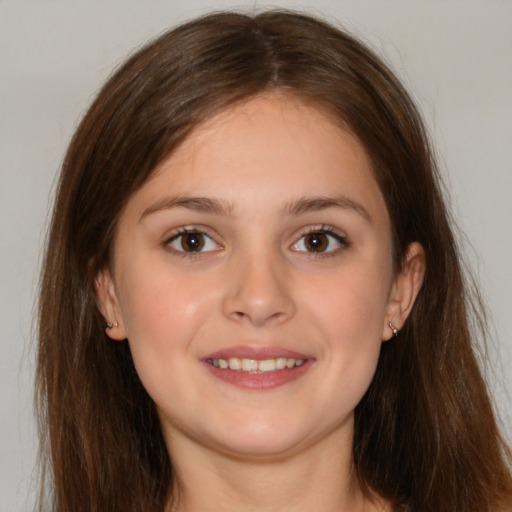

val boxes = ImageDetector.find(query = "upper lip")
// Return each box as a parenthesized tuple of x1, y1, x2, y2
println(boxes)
(203, 345, 313, 361)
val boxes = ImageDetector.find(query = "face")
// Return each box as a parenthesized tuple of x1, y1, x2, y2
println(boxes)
(97, 93, 423, 460)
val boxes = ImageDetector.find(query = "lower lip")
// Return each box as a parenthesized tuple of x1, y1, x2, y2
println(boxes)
(202, 360, 314, 390)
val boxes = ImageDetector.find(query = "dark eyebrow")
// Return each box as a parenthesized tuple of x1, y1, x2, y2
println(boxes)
(284, 196, 373, 224)
(139, 196, 234, 221)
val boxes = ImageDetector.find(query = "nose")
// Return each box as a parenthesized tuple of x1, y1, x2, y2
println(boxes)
(222, 250, 296, 327)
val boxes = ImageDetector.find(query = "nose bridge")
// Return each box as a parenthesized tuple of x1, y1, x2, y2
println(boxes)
(222, 242, 296, 327)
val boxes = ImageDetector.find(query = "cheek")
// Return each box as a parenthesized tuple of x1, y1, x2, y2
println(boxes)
(114, 261, 213, 375)
(116, 273, 215, 415)
(308, 263, 391, 342)
(305, 264, 390, 401)
(118, 254, 207, 332)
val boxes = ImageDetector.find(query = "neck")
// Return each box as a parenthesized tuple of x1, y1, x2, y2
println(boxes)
(164, 420, 385, 512)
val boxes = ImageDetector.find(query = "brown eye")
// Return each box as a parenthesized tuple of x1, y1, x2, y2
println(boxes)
(304, 233, 328, 252)
(167, 231, 219, 253)
(292, 230, 347, 254)
(181, 233, 205, 252)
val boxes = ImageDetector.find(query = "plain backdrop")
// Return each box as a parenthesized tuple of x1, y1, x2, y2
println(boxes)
(1, 1, 511, 510)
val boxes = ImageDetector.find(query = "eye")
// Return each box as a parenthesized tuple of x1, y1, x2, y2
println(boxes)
(292, 229, 347, 253)
(167, 230, 220, 253)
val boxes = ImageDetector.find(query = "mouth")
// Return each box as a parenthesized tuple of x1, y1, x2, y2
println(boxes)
(206, 357, 306, 373)
(202, 347, 313, 390)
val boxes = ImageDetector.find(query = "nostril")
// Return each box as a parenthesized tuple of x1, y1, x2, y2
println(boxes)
(228, 308, 291, 327)
(221, 268, 297, 326)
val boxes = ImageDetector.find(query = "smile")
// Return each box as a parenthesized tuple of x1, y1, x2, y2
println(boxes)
(206, 357, 306, 373)
(202, 346, 313, 390)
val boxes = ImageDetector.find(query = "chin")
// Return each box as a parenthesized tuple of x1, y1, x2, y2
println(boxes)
(198, 414, 349, 461)
(212, 431, 307, 460)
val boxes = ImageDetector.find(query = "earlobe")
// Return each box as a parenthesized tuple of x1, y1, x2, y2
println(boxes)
(383, 242, 426, 341)
(94, 268, 127, 341)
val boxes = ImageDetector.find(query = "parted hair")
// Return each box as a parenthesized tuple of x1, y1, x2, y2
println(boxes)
(37, 10, 512, 512)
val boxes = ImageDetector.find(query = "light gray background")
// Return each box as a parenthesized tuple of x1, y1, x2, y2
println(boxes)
(1, 1, 511, 510)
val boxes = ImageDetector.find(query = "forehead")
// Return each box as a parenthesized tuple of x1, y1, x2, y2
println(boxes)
(123, 92, 388, 225)
(155, 94, 371, 178)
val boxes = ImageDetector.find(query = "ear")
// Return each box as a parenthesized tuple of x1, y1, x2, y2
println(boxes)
(94, 268, 128, 341)
(382, 242, 425, 341)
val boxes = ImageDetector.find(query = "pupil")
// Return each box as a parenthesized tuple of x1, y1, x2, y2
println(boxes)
(182, 233, 204, 252)
(306, 233, 327, 252)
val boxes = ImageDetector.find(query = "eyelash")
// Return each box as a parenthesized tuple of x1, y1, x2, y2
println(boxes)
(163, 225, 349, 258)
(163, 227, 221, 258)
(291, 225, 349, 257)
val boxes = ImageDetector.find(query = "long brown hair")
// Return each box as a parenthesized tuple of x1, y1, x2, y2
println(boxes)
(37, 10, 512, 512)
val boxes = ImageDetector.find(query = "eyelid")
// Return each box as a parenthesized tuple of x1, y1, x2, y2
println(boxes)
(163, 225, 223, 255)
(290, 224, 349, 254)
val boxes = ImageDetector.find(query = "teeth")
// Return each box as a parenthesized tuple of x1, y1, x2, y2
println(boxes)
(228, 358, 241, 370)
(258, 359, 276, 372)
(241, 359, 258, 372)
(275, 357, 287, 370)
(211, 357, 306, 373)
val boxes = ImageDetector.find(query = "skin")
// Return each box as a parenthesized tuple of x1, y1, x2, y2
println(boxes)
(96, 93, 425, 511)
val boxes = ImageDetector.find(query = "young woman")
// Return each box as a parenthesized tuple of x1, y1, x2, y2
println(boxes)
(36, 10, 512, 512)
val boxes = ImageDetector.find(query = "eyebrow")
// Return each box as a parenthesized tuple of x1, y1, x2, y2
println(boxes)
(284, 196, 373, 223)
(139, 194, 372, 224)
(139, 196, 234, 221)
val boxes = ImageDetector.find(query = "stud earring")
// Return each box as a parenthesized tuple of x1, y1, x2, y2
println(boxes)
(389, 322, 400, 338)
(105, 321, 118, 329)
